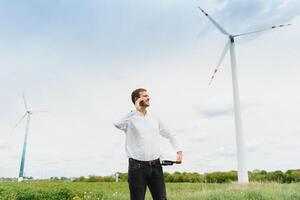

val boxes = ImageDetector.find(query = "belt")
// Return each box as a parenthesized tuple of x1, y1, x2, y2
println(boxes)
(129, 158, 160, 166)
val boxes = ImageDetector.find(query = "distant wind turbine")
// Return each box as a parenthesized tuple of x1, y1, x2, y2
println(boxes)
(198, 6, 291, 183)
(14, 93, 46, 182)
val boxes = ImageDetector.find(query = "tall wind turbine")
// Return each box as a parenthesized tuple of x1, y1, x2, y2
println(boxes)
(14, 93, 46, 182)
(198, 7, 291, 183)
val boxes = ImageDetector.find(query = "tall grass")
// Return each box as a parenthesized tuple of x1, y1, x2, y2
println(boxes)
(0, 181, 300, 200)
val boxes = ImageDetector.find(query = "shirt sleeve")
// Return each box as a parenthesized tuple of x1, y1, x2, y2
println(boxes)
(158, 118, 182, 152)
(113, 110, 136, 132)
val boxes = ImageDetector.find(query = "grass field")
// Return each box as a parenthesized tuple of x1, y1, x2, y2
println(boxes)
(1, 181, 300, 200)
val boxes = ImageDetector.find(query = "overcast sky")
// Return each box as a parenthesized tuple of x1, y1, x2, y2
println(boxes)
(0, 0, 300, 178)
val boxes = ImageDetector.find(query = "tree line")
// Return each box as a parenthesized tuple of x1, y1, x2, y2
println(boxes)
(71, 169, 300, 183)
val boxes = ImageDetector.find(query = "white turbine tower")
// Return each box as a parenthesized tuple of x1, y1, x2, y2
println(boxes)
(198, 7, 291, 183)
(14, 93, 46, 182)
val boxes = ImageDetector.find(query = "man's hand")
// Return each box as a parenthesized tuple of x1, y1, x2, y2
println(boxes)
(176, 151, 183, 164)
(134, 97, 147, 111)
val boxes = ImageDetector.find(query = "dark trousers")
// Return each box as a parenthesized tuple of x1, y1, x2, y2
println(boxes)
(128, 158, 167, 200)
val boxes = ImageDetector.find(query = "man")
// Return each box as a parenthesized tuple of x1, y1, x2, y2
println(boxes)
(114, 88, 183, 200)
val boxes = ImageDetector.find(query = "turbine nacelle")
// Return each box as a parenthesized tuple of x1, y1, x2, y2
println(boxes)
(229, 35, 234, 43)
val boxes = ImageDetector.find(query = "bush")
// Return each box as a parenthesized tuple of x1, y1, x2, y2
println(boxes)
(204, 171, 237, 183)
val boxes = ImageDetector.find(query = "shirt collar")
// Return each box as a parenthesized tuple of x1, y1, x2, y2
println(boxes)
(135, 109, 148, 116)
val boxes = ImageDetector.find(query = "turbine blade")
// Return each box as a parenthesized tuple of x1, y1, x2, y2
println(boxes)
(31, 110, 48, 113)
(198, 6, 229, 36)
(234, 23, 291, 37)
(209, 40, 230, 85)
(13, 112, 27, 130)
(22, 93, 29, 111)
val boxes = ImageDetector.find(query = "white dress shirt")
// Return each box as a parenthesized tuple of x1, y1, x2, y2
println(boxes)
(114, 109, 181, 161)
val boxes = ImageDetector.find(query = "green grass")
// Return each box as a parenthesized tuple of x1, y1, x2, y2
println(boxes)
(0, 181, 300, 200)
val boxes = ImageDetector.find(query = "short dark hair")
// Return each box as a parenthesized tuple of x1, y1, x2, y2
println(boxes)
(131, 88, 147, 104)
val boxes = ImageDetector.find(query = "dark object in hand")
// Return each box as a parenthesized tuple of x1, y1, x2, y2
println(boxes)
(139, 100, 145, 106)
(160, 160, 179, 166)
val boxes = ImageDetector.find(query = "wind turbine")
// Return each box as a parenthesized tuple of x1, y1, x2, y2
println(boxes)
(198, 7, 291, 183)
(13, 93, 46, 182)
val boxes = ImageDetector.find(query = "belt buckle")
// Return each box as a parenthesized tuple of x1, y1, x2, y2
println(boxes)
(149, 160, 156, 166)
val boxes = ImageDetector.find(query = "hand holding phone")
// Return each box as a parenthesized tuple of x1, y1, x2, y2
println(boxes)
(139, 100, 145, 106)
(135, 97, 146, 110)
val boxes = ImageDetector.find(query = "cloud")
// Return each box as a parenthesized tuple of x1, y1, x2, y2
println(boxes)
(0, 135, 16, 151)
(0, 141, 10, 150)
(199, 106, 233, 118)
(195, 101, 261, 118)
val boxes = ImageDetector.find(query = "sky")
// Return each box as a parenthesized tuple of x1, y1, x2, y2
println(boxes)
(0, 0, 300, 178)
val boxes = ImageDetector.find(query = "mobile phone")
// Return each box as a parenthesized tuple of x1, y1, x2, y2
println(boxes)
(139, 100, 145, 106)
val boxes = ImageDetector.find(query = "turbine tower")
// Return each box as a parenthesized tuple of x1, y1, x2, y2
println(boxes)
(198, 6, 290, 183)
(14, 93, 46, 182)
